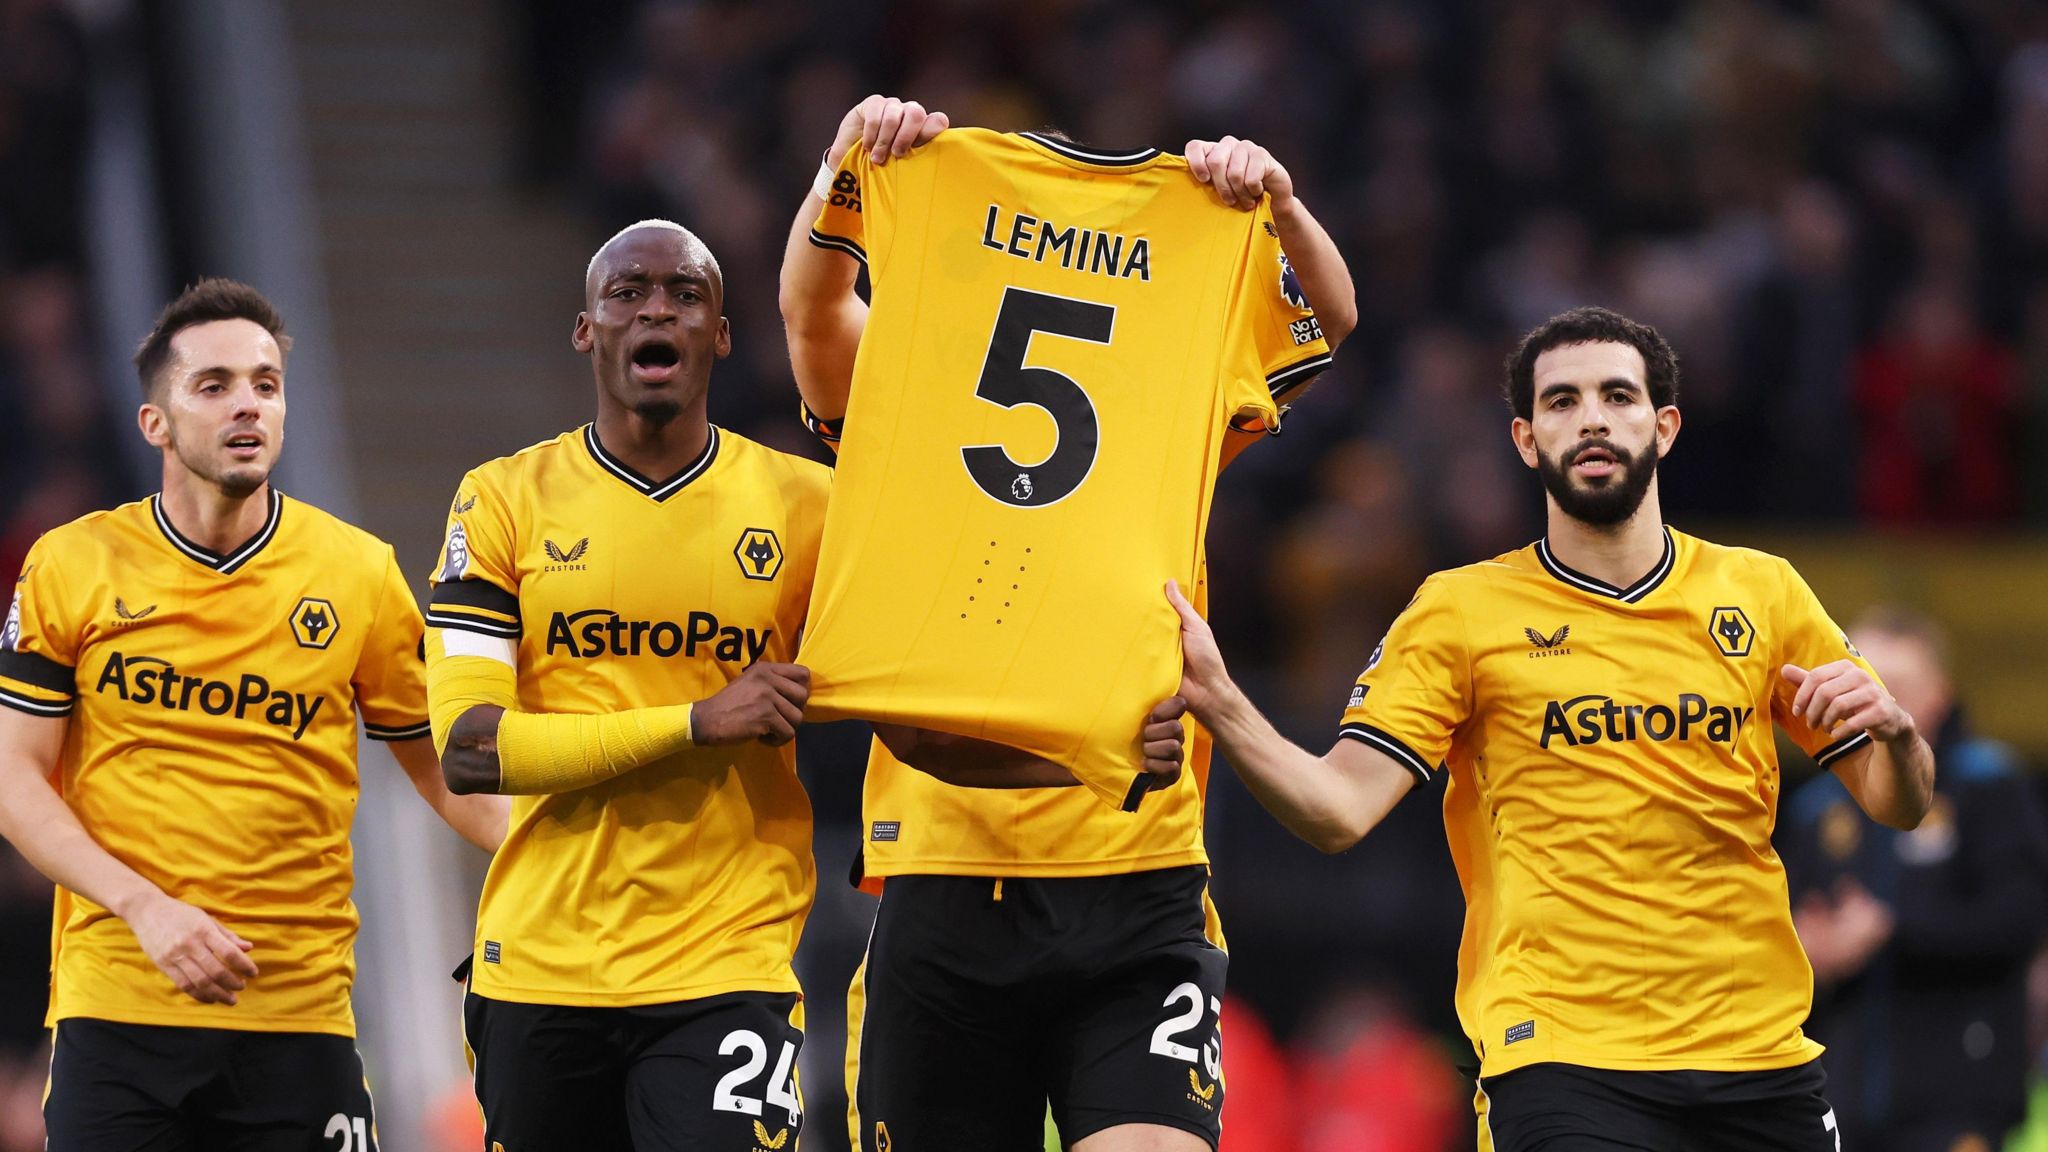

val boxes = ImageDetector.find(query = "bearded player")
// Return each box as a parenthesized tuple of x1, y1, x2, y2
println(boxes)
(0, 279, 507, 1151)
(1161, 306, 1934, 1152)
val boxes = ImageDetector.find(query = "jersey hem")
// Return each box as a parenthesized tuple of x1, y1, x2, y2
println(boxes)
(1477, 1040, 1824, 1080)
(465, 973, 803, 1008)
(862, 849, 1209, 879)
(48, 1004, 356, 1038)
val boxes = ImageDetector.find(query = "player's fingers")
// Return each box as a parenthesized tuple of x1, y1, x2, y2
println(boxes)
(1209, 137, 1241, 204)
(1242, 145, 1271, 199)
(872, 101, 907, 164)
(1149, 695, 1189, 724)
(179, 955, 236, 1004)
(768, 690, 804, 728)
(921, 110, 950, 142)
(1184, 140, 1212, 182)
(760, 714, 796, 746)
(894, 104, 926, 155)
(1164, 580, 1199, 623)
(1142, 737, 1184, 762)
(1142, 718, 1185, 744)
(1804, 663, 1860, 720)
(212, 926, 260, 978)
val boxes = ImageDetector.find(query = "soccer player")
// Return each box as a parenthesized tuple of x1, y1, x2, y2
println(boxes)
(1160, 306, 1937, 1152)
(0, 278, 508, 1152)
(779, 98, 1356, 1152)
(425, 220, 830, 1152)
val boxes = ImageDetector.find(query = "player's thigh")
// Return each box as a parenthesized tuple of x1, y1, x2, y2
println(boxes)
(1685, 1060, 1841, 1152)
(1478, 1063, 1685, 1152)
(1049, 881, 1228, 1149)
(463, 991, 632, 1152)
(43, 1018, 207, 1152)
(193, 1032, 378, 1152)
(622, 992, 805, 1152)
(851, 880, 1045, 1152)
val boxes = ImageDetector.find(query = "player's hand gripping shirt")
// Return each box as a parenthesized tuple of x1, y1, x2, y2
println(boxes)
(802, 128, 1331, 811)
(427, 426, 828, 1006)
(0, 493, 429, 1036)
(1339, 530, 1880, 1077)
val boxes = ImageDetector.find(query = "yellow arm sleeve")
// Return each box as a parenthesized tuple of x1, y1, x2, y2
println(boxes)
(424, 629, 698, 795)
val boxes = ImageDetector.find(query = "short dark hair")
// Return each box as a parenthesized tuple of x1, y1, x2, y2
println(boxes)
(1501, 306, 1679, 421)
(134, 278, 290, 398)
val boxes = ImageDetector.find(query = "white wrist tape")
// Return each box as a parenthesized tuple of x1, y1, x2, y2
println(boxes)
(812, 151, 838, 201)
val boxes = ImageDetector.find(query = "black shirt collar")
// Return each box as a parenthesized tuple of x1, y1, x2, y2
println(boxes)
(151, 489, 283, 575)
(1535, 527, 1677, 604)
(583, 424, 720, 502)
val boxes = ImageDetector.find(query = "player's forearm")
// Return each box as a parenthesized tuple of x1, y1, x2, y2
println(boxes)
(1855, 728, 1936, 830)
(1199, 687, 1371, 853)
(778, 192, 866, 420)
(873, 725, 1080, 789)
(1270, 196, 1357, 350)
(387, 736, 509, 850)
(443, 702, 702, 796)
(0, 766, 164, 920)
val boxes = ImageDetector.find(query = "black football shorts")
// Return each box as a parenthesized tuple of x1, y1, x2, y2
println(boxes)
(44, 1016, 378, 1152)
(849, 864, 1228, 1152)
(462, 986, 805, 1152)
(1477, 1058, 1841, 1152)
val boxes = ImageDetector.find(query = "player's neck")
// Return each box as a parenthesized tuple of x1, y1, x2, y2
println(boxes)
(593, 407, 712, 480)
(158, 467, 272, 555)
(1544, 492, 1667, 591)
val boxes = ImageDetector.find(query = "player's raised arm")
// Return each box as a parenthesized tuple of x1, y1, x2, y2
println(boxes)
(1164, 582, 1413, 852)
(0, 708, 259, 1004)
(1184, 136, 1357, 351)
(778, 95, 948, 427)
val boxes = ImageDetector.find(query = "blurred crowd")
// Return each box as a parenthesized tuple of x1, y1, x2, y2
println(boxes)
(0, 3, 137, 1149)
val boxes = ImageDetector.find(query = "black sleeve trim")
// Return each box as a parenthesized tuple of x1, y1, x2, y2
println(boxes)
(1337, 723, 1436, 787)
(801, 402, 844, 445)
(0, 684, 73, 717)
(1267, 351, 1334, 401)
(1814, 730, 1873, 769)
(430, 578, 519, 616)
(808, 228, 868, 266)
(424, 612, 521, 639)
(0, 648, 76, 695)
(365, 720, 432, 742)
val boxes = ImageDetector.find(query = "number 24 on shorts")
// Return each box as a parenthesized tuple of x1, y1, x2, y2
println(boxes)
(713, 1028, 802, 1126)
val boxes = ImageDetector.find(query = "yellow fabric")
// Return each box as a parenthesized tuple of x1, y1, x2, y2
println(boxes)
(423, 637, 515, 755)
(425, 425, 829, 1007)
(0, 493, 429, 1036)
(853, 566, 1217, 886)
(494, 703, 694, 795)
(1338, 529, 1879, 1076)
(800, 129, 1332, 810)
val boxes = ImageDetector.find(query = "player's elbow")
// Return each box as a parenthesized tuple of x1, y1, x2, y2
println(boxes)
(1319, 303, 1358, 354)
(1302, 812, 1368, 855)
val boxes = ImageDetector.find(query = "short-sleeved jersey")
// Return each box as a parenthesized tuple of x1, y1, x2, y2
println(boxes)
(426, 425, 829, 1007)
(856, 566, 1218, 886)
(1338, 529, 1876, 1077)
(0, 492, 429, 1036)
(800, 128, 1331, 811)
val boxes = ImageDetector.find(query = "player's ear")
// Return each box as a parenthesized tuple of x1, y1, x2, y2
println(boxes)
(136, 402, 171, 449)
(1654, 404, 1681, 457)
(1509, 417, 1539, 469)
(713, 316, 731, 360)
(571, 311, 594, 354)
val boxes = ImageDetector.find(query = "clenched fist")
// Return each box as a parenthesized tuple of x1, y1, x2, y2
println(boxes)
(692, 662, 811, 746)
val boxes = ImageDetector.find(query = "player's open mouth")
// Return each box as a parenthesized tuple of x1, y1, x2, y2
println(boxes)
(1572, 446, 1619, 478)
(631, 342, 681, 384)
(224, 433, 264, 459)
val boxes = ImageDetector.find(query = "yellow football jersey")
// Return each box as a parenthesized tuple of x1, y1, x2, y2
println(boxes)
(801, 128, 1331, 811)
(426, 425, 829, 1007)
(0, 491, 429, 1036)
(855, 567, 1218, 886)
(1341, 528, 1878, 1077)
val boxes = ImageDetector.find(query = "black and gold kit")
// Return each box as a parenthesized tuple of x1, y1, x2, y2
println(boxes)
(1, 490, 426, 1150)
(1340, 529, 1870, 1151)
(427, 424, 826, 1152)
